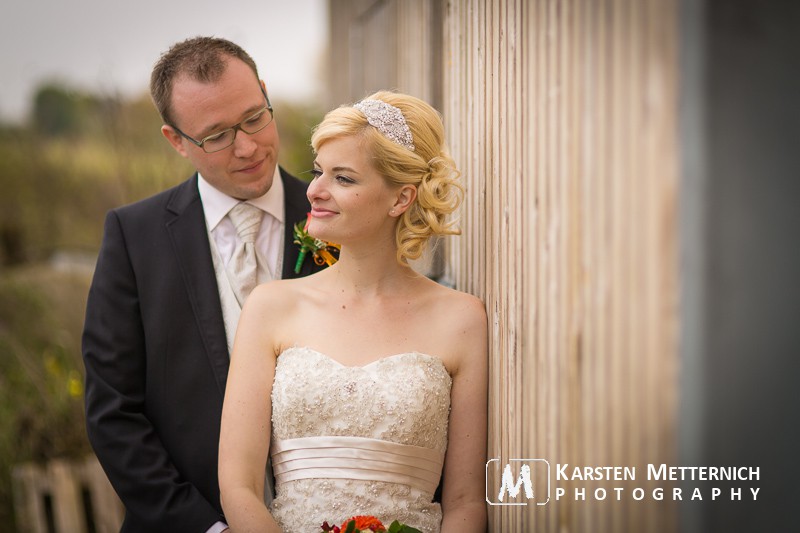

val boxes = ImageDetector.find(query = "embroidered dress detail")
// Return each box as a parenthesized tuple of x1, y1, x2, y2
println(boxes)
(269, 346, 451, 533)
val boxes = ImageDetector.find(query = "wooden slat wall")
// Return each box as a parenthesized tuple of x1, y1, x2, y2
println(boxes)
(327, 0, 440, 107)
(444, 1, 680, 530)
(327, 1, 679, 531)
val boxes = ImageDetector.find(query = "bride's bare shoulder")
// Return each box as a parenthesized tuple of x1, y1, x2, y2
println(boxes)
(427, 281, 486, 321)
(418, 282, 487, 372)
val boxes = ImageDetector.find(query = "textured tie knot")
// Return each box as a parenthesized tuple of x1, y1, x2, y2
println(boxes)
(228, 203, 264, 244)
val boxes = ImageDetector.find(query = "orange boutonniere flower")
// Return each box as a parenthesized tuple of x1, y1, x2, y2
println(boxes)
(293, 213, 340, 273)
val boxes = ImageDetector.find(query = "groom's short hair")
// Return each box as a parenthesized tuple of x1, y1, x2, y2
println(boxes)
(150, 36, 261, 125)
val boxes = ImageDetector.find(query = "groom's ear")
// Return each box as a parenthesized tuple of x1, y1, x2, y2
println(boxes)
(162, 125, 190, 158)
(390, 185, 417, 217)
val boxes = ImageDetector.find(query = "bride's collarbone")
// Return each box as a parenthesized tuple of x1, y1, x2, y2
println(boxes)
(291, 325, 453, 368)
(302, 311, 443, 346)
(289, 345, 446, 370)
(313, 292, 443, 318)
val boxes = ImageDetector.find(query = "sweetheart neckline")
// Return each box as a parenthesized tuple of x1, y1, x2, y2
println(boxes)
(279, 345, 448, 372)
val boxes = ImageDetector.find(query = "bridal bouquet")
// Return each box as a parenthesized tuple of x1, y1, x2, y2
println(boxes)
(320, 515, 422, 533)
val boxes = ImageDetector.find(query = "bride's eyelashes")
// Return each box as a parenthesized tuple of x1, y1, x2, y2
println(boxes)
(307, 168, 356, 185)
(334, 174, 355, 185)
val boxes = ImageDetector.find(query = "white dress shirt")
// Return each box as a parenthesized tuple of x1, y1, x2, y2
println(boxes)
(197, 168, 285, 281)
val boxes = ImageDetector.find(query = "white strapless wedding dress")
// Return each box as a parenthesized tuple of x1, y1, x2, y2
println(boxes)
(269, 346, 452, 533)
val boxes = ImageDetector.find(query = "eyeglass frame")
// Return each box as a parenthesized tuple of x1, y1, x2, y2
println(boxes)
(169, 87, 274, 153)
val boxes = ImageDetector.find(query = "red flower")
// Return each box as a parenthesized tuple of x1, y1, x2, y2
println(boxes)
(322, 516, 420, 533)
(341, 516, 386, 532)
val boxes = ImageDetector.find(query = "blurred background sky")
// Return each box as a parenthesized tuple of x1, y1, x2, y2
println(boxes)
(0, 0, 328, 123)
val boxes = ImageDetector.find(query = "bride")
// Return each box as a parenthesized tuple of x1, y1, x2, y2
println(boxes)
(218, 91, 487, 532)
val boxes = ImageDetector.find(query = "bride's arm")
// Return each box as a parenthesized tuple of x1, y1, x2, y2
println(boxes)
(440, 294, 489, 533)
(219, 283, 284, 533)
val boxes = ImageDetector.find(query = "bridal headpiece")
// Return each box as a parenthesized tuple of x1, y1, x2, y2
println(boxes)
(353, 99, 416, 151)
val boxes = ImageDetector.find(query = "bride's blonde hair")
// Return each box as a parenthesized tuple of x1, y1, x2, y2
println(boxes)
(310, 90, 463, 264)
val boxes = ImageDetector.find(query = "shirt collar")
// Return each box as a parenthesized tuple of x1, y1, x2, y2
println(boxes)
(197, 166, 285, 231)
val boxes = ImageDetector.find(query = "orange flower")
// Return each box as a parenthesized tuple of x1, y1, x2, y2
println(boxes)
(341, 515, 386, 532)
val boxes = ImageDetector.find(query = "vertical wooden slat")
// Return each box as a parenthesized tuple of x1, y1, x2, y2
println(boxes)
(80, 455, 125, 533)
(12, 464, 48, 533)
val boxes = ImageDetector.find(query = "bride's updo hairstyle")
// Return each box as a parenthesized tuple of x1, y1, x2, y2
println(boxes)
(310, 90, 463, 264)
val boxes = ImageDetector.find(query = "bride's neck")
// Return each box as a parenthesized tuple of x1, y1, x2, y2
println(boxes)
(329, 245, 419, 296)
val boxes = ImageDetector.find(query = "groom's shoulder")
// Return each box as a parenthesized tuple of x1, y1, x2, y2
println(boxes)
(114, 175, 198, 219)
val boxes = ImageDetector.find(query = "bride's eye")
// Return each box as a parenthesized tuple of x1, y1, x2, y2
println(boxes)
(335, 175, 355, 185)
(307, 169, 322, 180)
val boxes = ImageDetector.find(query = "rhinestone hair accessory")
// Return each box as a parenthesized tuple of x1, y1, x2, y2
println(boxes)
(353, 99, 416, 151)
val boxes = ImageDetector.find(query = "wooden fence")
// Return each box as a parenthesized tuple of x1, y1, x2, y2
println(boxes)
(12, 456, 122, 533)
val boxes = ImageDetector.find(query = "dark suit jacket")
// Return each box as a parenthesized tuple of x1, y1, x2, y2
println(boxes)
(82, 169, 319, 532)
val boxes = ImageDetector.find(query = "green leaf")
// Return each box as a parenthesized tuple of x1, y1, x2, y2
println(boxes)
(387, 522, 421, 533)
(344, 520, 356, 533)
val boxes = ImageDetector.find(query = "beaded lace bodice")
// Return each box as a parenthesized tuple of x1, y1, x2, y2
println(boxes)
(269, 346, 452, 533)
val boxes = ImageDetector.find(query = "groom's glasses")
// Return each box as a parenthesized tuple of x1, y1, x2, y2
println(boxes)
(171, 88, 274, 154)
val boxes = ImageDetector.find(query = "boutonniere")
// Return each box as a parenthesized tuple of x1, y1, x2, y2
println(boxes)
(293, 213, 340, 273)
(321, 515, 421, 533)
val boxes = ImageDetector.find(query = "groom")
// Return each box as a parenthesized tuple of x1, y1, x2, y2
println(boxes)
(82, 37, 322, 532)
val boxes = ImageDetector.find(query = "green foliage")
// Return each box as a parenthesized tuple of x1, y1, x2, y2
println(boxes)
(0, 88, 192, 265)
(0, 266, 93, 527)
(32, 83, 86, 137)
(274, 99, 324, 180)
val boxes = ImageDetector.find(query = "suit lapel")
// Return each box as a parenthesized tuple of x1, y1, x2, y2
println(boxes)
(165, 175, 230, 395)
(281, 168, 315, 279)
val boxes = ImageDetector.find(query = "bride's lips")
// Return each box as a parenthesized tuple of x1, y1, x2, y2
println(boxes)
(310, 207, 337, 218)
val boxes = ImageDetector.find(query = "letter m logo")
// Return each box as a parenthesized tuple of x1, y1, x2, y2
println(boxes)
(497, 463, 533, 501)
(486, 458, 551, 506)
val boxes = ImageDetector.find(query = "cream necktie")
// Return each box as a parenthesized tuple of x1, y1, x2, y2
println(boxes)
(226, 202, 264, 307)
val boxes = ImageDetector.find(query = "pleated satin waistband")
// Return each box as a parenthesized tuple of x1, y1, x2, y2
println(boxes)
(271, 436, 444, 495)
